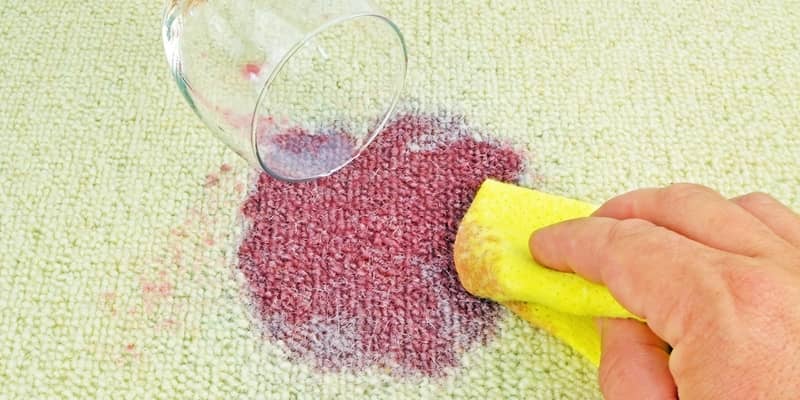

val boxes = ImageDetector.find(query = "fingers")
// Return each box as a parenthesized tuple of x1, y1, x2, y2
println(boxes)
(530, 216, 734, 344)
(592, 184, 782, 257)
(732, 192, 800, 249)
(598, 318, 677, 400)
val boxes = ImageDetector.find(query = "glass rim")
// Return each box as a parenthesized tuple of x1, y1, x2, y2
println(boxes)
(249, 12, 409, 183)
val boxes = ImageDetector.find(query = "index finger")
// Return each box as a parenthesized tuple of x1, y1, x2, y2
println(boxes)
(530, 216, 736, 345)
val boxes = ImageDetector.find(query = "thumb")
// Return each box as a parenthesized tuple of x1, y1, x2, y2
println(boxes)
(597, 318, 677, 400)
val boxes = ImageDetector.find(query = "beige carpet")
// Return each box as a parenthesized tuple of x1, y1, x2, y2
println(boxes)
(1, 1, 798, 398)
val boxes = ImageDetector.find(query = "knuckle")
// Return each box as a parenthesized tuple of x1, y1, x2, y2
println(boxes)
(717, 261, 789, 315)
(606, 220, 683, 257)
(606, 218, 654, 244)
(736, 192, 777, 209)
(719, 263, 756, 294)
(660, 183, 714, 206)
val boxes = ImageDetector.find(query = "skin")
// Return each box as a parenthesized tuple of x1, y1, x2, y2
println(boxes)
(529, 183, 800, 400)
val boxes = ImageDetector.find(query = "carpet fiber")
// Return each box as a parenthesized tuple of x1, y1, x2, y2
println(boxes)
(1, 1, 799, 398)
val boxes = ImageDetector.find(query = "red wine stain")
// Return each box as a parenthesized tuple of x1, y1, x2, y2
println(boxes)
(237, 113, 523, 377)
(260, 126, 358, 179)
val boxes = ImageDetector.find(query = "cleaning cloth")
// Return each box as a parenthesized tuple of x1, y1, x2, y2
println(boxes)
(454, 179, 638, 365)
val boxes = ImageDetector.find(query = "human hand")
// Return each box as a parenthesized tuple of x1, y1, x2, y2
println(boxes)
(529, 184, 800, 399)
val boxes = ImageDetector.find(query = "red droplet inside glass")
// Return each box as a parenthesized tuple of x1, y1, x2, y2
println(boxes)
(242, 63, 262, 80)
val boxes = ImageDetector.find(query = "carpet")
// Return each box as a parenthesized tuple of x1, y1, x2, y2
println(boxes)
(1, 1, 799, 398)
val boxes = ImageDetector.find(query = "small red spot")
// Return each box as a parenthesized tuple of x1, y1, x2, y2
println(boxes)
(100, 292, 117, 315)
(242, 63, 261, 80)
(141, 278, 173, 297)
(155, 318, 180, 333)
(204, 174, 220, 187)
(172, 252, 182, 265)
(171, 228, 188, 238)
(125, 343, 136, 352)
(237, 113, 523, 377)
(234, 183, 245, 193)
(220, 163, 233, 173)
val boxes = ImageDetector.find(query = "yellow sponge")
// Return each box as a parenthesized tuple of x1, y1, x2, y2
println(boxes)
(454, 179, 637, 365)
